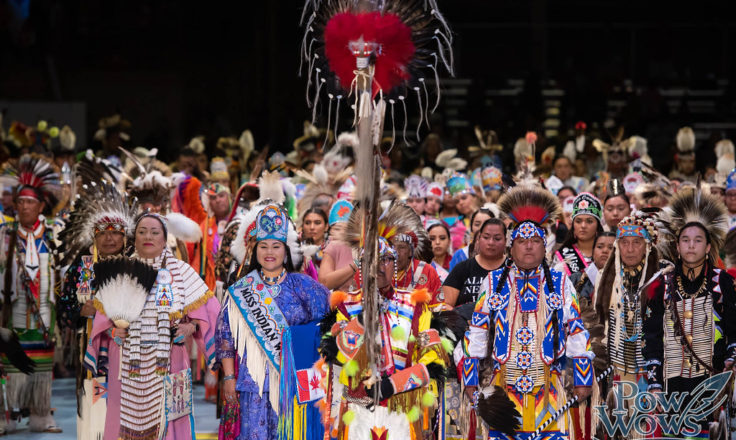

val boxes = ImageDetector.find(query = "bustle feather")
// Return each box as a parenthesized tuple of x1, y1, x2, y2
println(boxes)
(477, 386, 522, 436)
(338, 200, 428, 255)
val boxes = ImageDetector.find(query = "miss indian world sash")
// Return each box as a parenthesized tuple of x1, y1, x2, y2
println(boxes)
(229, 270, 288, 368)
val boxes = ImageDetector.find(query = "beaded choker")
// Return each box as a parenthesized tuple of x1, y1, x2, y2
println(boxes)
(260, 268, 286, 285)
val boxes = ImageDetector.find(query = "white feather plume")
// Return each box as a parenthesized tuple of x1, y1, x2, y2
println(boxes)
(435, 149, 457, 168)
(676, 127, 695, 152)
(258, 171, 285, 204)
(188, 136, 206, 154)
(715, 139, 734, 159)
(59, 125, 76, 151)
(165, 212, 202, 242)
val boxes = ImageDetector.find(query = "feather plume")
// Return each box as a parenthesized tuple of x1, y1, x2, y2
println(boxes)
(188, 136, 206, 154)
(434, 149, 457, 168)
(239, 130, 255, 165)
(477, 386, 522, 436)
(676, 126, 695, 153)
(59, 125, 76, 151)
(656, 187, 728, 261)
(716, 155, 735, 176)
(164, 212, 202, 243)
(93, 257, 158, 328)
(258, 171, 285, 205)
(715, 139, 734, 159)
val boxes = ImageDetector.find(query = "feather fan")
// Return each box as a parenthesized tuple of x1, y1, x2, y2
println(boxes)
(93, 256, 158, 328)
(0, 328, 35, 375)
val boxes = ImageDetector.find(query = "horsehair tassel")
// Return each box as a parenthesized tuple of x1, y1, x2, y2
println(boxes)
(530, 365, 613, 440)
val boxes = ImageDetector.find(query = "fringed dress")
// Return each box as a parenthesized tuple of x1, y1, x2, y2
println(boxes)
(214, 271, 329, 440)
(85, 248, 221, 440)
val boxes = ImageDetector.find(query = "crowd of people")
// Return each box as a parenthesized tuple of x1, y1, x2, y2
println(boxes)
(0, 112, 735, 440)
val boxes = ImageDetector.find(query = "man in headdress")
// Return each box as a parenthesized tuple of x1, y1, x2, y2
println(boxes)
(642, 188, 736, 438)
(320, 201, 453, 440)
(593, 211, 664, 437)
(56, 180, 136, 439)
(0, 154, 63, 433)
(391, 225, 443, 304)
(463, 183, 593, 440)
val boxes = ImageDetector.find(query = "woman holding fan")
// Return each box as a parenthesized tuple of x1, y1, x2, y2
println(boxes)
(85, 212, 220, 440)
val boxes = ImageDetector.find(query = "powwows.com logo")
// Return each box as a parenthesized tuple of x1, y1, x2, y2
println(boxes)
(594, 371, 732, 439)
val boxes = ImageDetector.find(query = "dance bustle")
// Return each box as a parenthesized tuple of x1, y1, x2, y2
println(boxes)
(93, 256, 158, 328)
(477, 386, 522, 437)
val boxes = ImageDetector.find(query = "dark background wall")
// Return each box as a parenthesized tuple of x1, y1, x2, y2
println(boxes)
(1, 0, 734, 165)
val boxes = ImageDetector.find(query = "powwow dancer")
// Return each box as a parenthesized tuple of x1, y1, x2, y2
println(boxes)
(643, 188, 736, 438)
(56, 179, 137, 440)
(0, 154, 64, 433)
(463, 181, 594, 440)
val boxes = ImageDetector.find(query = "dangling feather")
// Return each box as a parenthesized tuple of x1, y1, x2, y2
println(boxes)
(93, 257, 158, 328)
(0, 328, 35, 375)
(477, 386, 522, 436)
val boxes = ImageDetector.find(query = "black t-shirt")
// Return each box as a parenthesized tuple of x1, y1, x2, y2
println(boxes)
(443, 257, 495, 308)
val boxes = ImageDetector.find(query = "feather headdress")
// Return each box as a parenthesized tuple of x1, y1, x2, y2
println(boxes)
(57, 179, 137, 266)
(338, 200, 428, 257)
(75, 150, 124, 187)
(497, 183, 562, 231)
(119, 147, 173, 207)
(300, 0, 453, 141)
(656, 187, 728, 261)
(0, 154, 61, 211)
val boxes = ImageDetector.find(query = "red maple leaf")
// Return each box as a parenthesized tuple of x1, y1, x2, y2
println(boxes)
(310, 373, 321, 390)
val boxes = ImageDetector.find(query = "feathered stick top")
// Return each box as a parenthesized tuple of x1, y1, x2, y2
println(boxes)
(118, 147, 173, 207)
(57, 179, 138, 266)
(300, 0, 453, 141)
(656, 187, 728, 262)
(0, 154, 61, 210)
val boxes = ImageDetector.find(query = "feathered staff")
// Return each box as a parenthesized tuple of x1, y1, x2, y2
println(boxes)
(300, 0, 453, 402)
(300, 0, 453, 144)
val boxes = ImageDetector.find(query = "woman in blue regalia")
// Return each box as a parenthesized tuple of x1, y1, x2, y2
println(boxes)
(215, 204, 330, 440)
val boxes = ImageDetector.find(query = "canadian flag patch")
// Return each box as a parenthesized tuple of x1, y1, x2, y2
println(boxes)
(295, 368, 325, 403)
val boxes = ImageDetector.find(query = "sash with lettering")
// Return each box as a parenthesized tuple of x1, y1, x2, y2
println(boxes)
(555, 245, 588, 275)
(226, 270, 288, 413)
